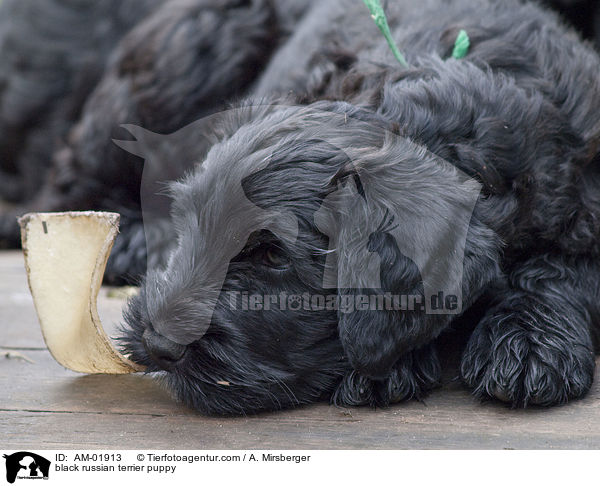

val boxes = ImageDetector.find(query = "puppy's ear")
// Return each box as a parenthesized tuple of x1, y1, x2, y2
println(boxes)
(315, 136, 499, 379)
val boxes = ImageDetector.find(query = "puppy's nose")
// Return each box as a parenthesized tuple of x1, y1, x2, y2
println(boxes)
(142, 328, 187, 371)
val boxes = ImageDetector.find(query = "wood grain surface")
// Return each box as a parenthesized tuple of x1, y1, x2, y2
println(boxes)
(1, 251, 599, 449)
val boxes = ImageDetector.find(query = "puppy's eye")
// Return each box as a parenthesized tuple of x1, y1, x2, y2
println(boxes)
(233, 230, 292, 270)
(261, 245, 290, 270)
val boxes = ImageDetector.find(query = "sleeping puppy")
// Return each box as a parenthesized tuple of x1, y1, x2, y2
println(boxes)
(0, 0, 160, 244)
(119, 0, 600, 414)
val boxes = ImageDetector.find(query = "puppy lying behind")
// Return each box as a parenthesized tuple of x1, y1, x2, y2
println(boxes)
(117, 0, 600, 415)
(0, 0, 160, 233)
(0, 0, 315, 282)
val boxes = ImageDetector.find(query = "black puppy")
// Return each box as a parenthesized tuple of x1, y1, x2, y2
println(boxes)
(115, 0, 600, 414)
(0, 0, 160, 244)
(0, 0, 598, 415)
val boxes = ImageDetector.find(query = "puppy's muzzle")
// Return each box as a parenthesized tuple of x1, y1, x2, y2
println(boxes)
(142, 328, 188, 371)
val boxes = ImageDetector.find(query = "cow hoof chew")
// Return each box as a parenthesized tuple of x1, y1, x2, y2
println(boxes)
(19, 211, 144, 374)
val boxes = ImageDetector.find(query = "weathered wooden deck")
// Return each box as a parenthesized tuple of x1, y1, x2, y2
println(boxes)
(1, 250, 600, 449)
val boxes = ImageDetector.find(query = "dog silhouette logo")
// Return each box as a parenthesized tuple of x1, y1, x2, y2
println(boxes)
(3, 452, 50, 483)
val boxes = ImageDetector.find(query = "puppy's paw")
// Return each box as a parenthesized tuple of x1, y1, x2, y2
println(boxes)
(460, 298, 595, 407)
(331, 344, 441, 407)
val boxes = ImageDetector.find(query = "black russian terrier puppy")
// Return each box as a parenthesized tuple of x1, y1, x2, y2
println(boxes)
(115, 0, 600, 414)
(2, 0, 600, 415)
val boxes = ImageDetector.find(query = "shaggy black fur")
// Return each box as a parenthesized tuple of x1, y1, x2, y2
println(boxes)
(2, 0, 600, 415)
(118, 0, 600, 414)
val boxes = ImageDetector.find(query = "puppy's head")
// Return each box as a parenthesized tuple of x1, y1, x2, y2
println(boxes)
(120, 101, 498, 414)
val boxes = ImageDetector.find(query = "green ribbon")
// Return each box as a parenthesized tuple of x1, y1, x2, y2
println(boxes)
(451, 29, 470, 59)
(363, 0, 409, 68)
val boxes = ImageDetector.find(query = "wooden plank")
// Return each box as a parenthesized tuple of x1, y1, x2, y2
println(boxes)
(2, 250, 600, 449)
(2, 350, 600, 449)
(3, 401, 600, 449)
(0, 350, 191, 416)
